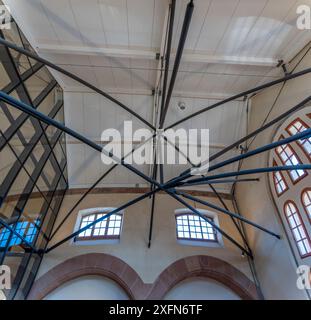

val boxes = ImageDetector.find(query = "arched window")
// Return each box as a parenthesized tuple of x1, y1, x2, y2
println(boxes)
(286, 118, 311, 159)
(275, 135, 307, 183)
(75, 210, 123, 242)
(284, 201, 311, 258)
(175, 213, 217, 242)
(272, 160, 288, 196)
(269, 109, 311, 262)
(301, 189, 311, 222)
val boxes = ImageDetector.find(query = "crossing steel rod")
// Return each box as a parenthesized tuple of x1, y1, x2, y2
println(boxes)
(159, 0, 176, 122)
(2, 91, 303, 252)
(2, 34, 309, 188)
(46, 189, 155, 252)
(206, 128, 311, 173)
(50, 132, 157, 240)
(159, 0, 194, 128)
(148, 0, 176, 247)
(208, 184, 253, 252)
(148, 169, 157, 248)
(165, 69, 311, 130)
(175, 189, 280, 238)
(176, 177, 260, 186)
(0, 91, 161, 189)
(0, 37, 155, 130)
(207, 94, 310, 163)
(166, 189, 253, 258)
(49, 165, 117, 240)
(0, 129, 59, 227)
(175, 164, 311, 187)
(2, 5, 310, 260)
(167, 96, 311, 186)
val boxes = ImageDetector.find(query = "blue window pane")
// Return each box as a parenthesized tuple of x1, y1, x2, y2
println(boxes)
(0, 220, 39, 248)
(0, 228, 11, 247)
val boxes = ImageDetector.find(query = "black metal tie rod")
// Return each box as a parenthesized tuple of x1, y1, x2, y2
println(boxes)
(159, 0, 176, 125)
(1, 91, 305, 251)
(208, 184, 253, 253)
(166, 188, 253, 258)
(178, 164, 311, 186)
(50, 133, 157, 240)
(0, 37, 155, 130)
(160, 0, 194, 128)
(166, 66, 311, 129)
(175, 178, 260, 187)
(165, 95, 311, 187)
(46, 189, 155, 253)
(0, 90, 161, 189)
(176, 190, 280, 239)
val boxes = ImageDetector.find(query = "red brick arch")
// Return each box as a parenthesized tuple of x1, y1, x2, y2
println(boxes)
(28, 253, 259, 300)
(147, 255, 259, 299)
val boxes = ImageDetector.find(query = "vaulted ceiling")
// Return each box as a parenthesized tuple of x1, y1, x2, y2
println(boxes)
(6, 0, 311, 95)
(4, 0, 311, 193)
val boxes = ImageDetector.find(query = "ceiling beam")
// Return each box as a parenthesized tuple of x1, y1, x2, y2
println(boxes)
(62, 85, 245, 101)
(182, 53, 278, 67)
(37, 44, 278, 67)
(38, 44, 157, 60)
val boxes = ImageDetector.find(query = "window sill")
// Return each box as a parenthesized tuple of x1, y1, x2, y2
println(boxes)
(177, 239, 223, 248)
(72, 238, 120, 246)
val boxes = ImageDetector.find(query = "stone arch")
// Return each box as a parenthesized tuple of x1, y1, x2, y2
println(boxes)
(27, 253, 147, 300)
(147, 255, 259, 300)
(28, 253, 259, 300)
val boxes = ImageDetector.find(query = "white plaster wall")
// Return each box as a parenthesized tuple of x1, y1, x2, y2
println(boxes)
(164, 277, 240, 300)
(37, 192, 252, 285)
(235, 44, 311, 300)
(44, 275, 129, 300)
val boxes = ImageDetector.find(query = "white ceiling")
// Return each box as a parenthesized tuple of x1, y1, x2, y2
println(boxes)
(6, 0, 311, 98)
(4, 0, 311, 193)
(63, 92, 245, 191)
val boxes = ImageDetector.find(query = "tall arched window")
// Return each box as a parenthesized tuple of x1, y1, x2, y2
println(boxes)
(269, 109, 311, 262)
(275, 135, 307, 183)
(286, 118, 311, 159)
(272, 160, 288, 196)
(284, 201, 311, 258)
(301, 189, 311, 222)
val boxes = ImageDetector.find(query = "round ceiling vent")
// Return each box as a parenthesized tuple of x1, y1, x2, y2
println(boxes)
(177, 101, 186, 111)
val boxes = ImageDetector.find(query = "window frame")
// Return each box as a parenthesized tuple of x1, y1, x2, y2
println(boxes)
(174, 208, 223, 247)
(283, 201, 311, 259)
(275, 134, 308, 184)
(272, 159, 289, 197)
(301, 188, 311, 224)
(285, 117, 311, 162)
(0, 219, 39, 250)
(73, 207, 124, 244)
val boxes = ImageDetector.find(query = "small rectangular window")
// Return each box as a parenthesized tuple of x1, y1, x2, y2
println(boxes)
(176, 213, 217, 243)
(75, 211, 123, 241)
